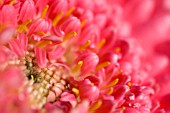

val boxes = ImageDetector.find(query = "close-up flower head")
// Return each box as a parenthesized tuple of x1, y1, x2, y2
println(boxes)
(0, 0, 170, 113)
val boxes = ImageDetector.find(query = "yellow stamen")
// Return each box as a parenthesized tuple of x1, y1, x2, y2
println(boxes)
(0, 23, 7, 32)
(17, 20, 32, 33)
(81, 20, 86, 28)
(72, 61, 83, 73)
(35, 31, 47, 36)
(17, 26, 28, 33)
(59, 7, 75, 25)
(101, 78, 119, 90)
(106, 87, 114, 95)
(127, 82, 132, 86)
(121, 106, 126, 110)
(9, 0, 15, 5)
(31, 75, 34, 81)
(115, 69, 123, 76)
(88, 100, 102, 112)
(91, 82, 94, 86)
(80, 40, 91, 50)
(36, 40, 52, 48)
(63, 31, 77, 42)
(96, 61, 110, 71)
(97, 39, 106, 49)
(41, 5, 49, 18)
(65, 7, 75, 18)
(114, 47, 121, 53)
(23, 19, 32, 25)
(72, 88, 79, 96)
(52, 12, 64, 26)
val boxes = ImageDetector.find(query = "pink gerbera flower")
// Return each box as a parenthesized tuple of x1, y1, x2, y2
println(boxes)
(0, 0, 170, 113)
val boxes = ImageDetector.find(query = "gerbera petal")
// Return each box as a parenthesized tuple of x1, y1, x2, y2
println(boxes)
(18, 0, 36, 22)
(9, 39, 25, 56)
(34, 47, 47, 68)
(47, 45, 65, 60)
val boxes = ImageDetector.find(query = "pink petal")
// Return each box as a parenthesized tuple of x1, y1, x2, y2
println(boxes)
(60, 16, 81, 33)
(113, 39, 129, 57)
(42, 35, 62, 44)
(86, 75, 100, 86)
(47, 45, 65, 60)
(34, 47, 47, 68)
(47, 0, 68, 20)
(60, 92, 77, 107)
(0, 5, 17, 26)
(70, 101, 89, 113)
(31, 34, 42, 41)
(79, 10, 94, 23)
(125, 0, 155, 26)
(53, 27, 65, 37)
(17, 33, 28, 51)
(79, 82, 99, 101)
(18, 0, 36, 22)
(78, 25, 100, 45)
(113, 85, 129, 100)
(76, 51, 99, 75)
(34, 0, 48, 13)
(155, 41, 170, 58)
(60, 92, 76, 101)
(124, 107, 140, 113)
(94, 14, 107, 29)
(28, 18, 52, 35)
(0, 27, 15, 44)
(9, 39, 25, 56)
(94, 99, 115, 113)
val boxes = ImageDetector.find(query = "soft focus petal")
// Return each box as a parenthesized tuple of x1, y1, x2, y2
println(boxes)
(18, 0, 36, 22)
(34, 47, 47, 68)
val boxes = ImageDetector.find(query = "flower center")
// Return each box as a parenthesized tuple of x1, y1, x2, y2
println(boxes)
(17, 44, 73, 109)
